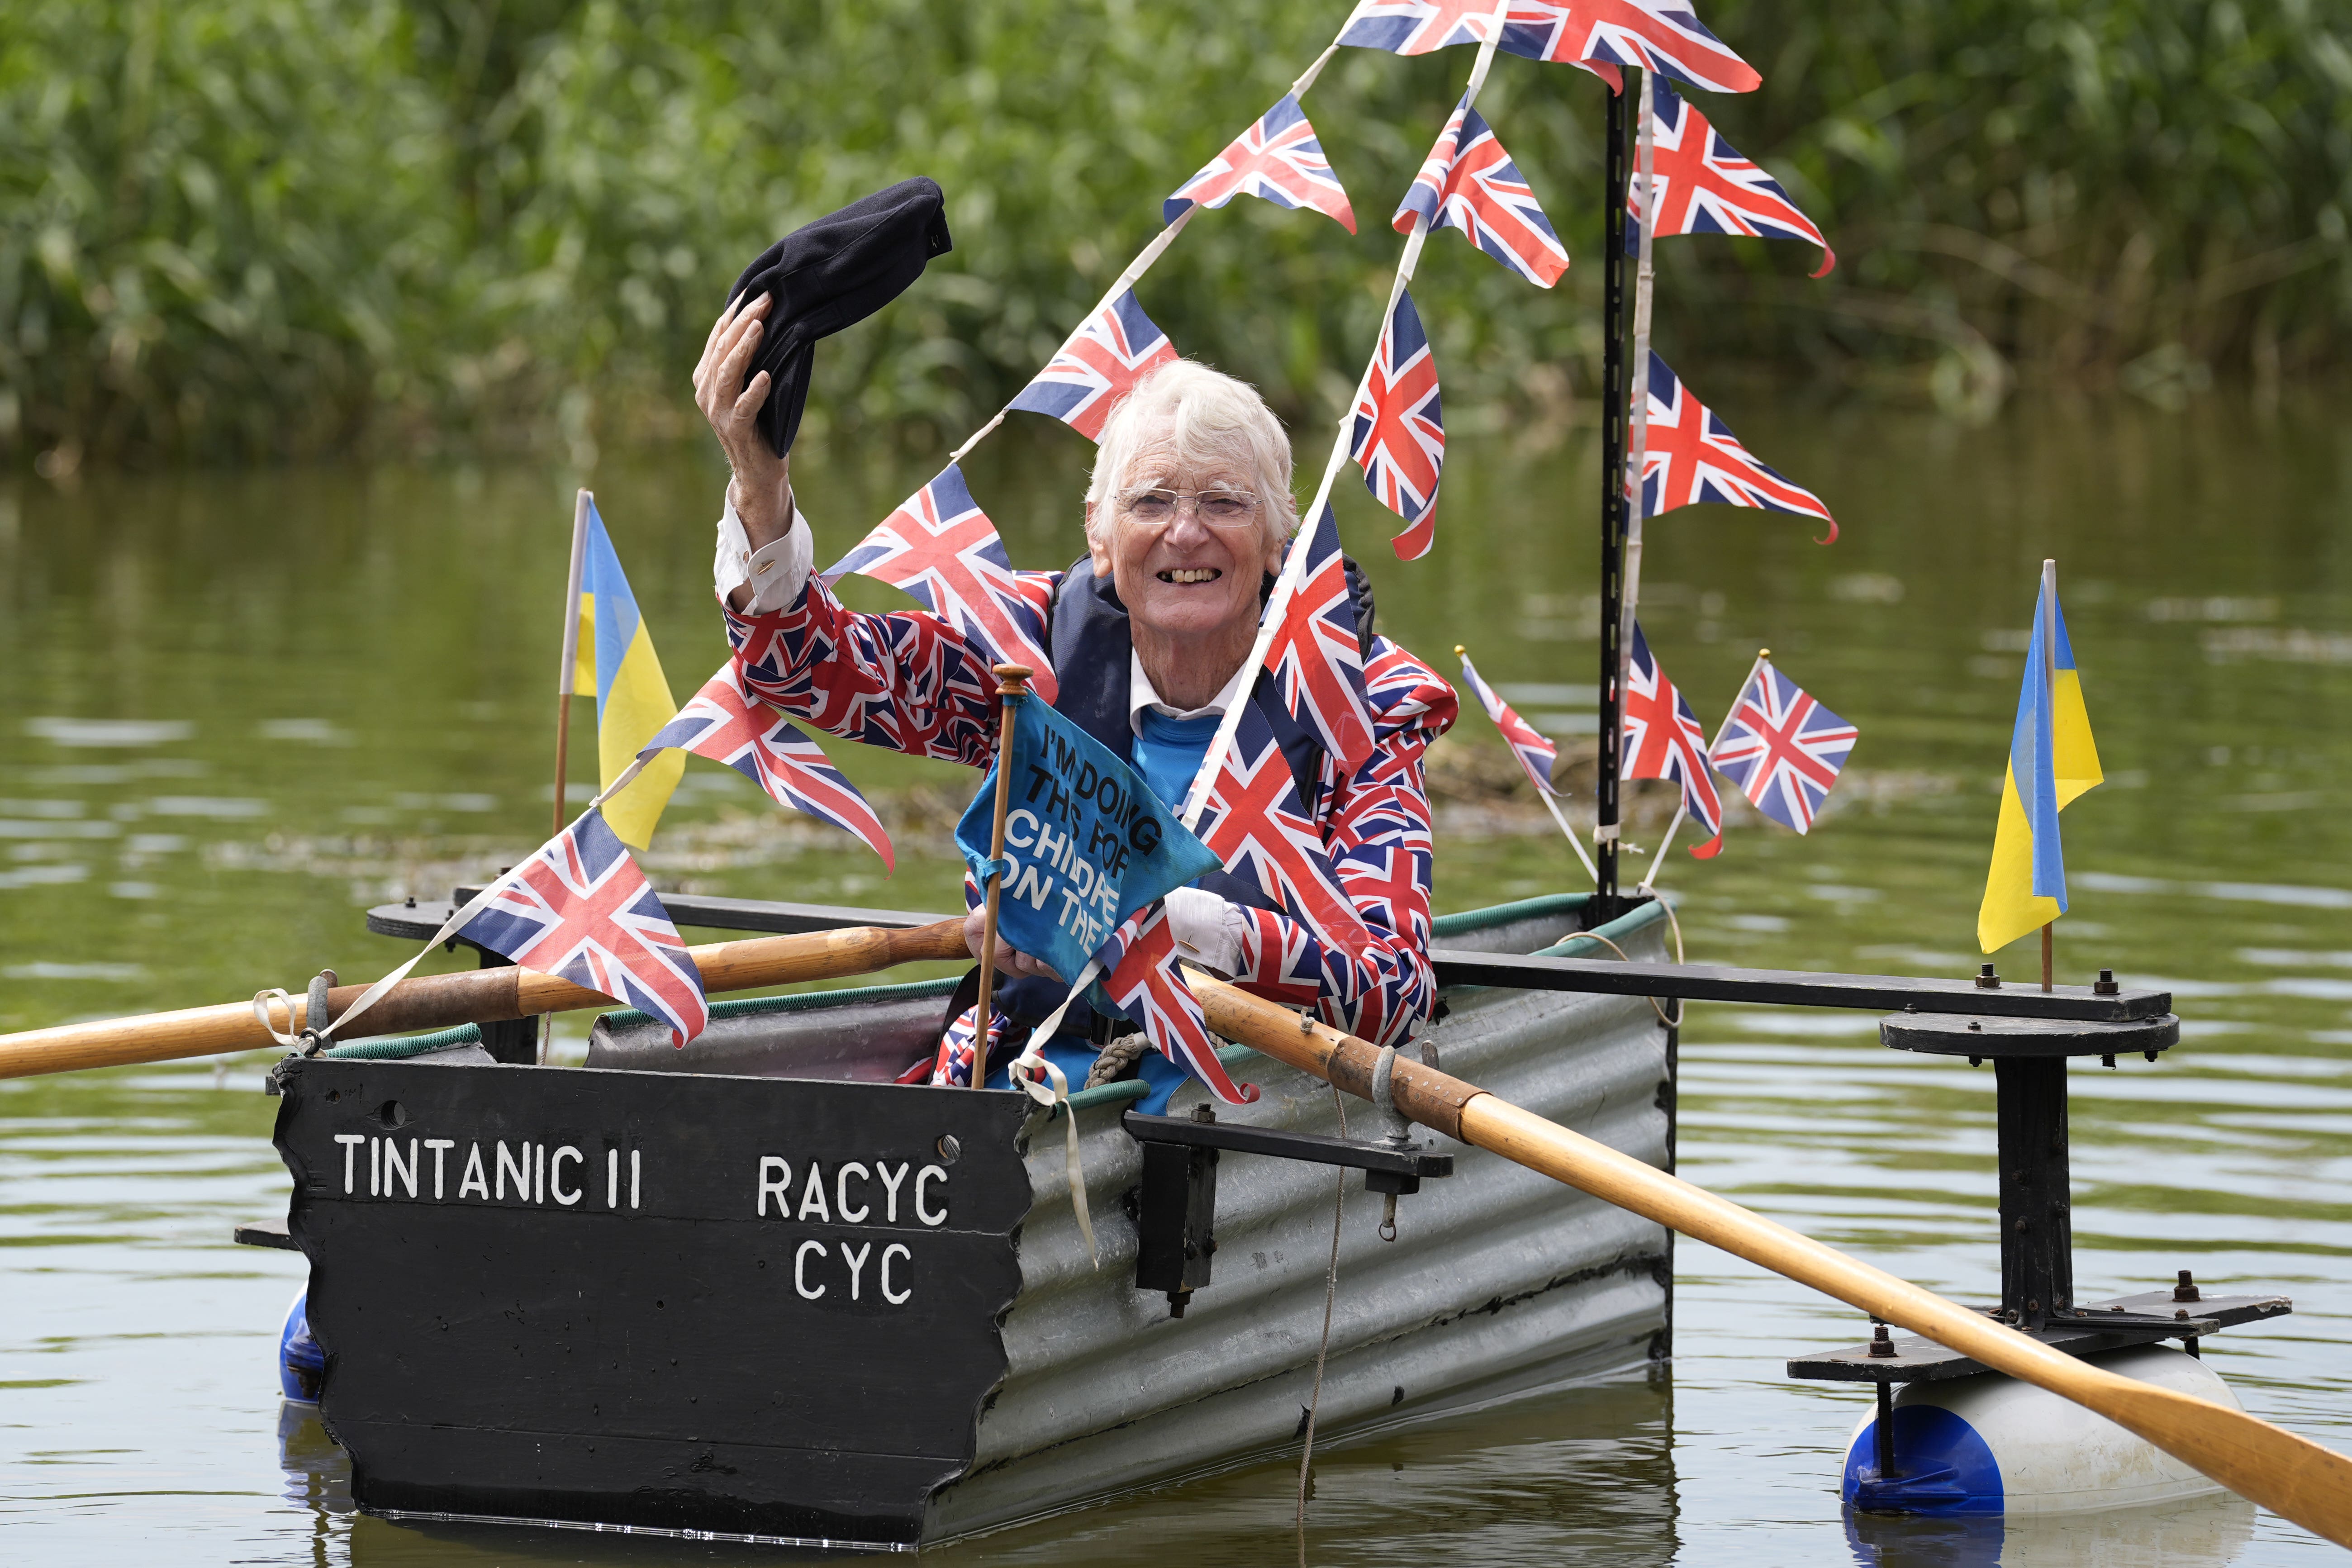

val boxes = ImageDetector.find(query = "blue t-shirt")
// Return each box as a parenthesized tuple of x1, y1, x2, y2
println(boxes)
(1132, 707, 1223, 813)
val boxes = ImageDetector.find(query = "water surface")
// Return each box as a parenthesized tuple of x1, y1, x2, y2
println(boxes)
(3, 396, 2349, 1563)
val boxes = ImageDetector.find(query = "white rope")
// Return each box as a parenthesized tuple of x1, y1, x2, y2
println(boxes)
(1008, 1046, 1098, 1266)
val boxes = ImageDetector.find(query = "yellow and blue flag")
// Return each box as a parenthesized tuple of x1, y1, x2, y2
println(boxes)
(574, 501, 682, 850)
(1977, 571, 2102, 953)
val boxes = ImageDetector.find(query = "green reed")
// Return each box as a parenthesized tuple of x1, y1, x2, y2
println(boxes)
(3, 0, 2344, 466)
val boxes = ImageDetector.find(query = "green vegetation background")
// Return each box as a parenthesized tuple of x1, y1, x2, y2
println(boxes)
(6, 0, 2348, 466)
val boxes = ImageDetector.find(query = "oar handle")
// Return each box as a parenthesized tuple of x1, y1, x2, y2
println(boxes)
(0, 918, 972, 1082)
(1184, 970, 2352, 1548)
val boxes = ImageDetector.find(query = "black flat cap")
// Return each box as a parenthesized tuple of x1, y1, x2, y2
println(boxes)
(728, 176, 953, 458)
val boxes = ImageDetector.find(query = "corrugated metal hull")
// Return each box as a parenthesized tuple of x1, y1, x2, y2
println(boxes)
(931, 921, 1673, 1541)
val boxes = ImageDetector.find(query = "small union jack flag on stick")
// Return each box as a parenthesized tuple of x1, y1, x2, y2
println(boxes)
(1164, 93, 1355, 233)
(1624, 622, 1725, 861)
(1395, 101, 1569, 289)
(1007, 289, 1180, 442)
(1263, 503, 1377, 770)
(1097, 902, 1257, 1105)
(823, 463, 1060, 703)
(1196, 702, 1373, 956)
(1456, 648, 1560, 796)
(1350, 292, 1446, 561)
(1337, 0, 1505, 54)
(1707, 654, 1858, 833)
(1634, 354, 1837, 542)
(642, 661, 894, 870)
(1629, 81, 1833, 276)
(455, 808, 710, 1045)
(1502, 0, 1760, 94)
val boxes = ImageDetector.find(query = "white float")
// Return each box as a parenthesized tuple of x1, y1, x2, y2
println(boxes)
(1844, 1344, 2238, 1515)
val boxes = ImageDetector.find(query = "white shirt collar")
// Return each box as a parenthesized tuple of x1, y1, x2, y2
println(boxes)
(1129, 649, 1253, 735)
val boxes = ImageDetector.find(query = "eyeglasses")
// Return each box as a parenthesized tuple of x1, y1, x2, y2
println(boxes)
(1116, 488, 1261, 530)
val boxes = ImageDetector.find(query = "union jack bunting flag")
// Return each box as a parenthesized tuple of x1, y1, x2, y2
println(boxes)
(454, 808, 709, 1045)
(643, 661, 895, 870)
(1457, 649, 1561, 796)
(1350, 292, 1445, 561)
(1502, 0, 1760, 94)
(1708, 660, 1858, 833)
(1196, 701, 1373, 955)
(1097, 902, 1256, 1105)
(1628, 81, 1834, 276)
(1337, 0, 1503, 53)
(1164, 94, 1355, 233)
(925, 1003, 1013, 1088)
(1007, 288, 1179, 442)
(1394, 102, 1569, 289)
(1635, 354, 1837, 542)
(1264, 503, 1377, 769)
(822, 463, 1061, 703)
(1623, 623, 1725, 857)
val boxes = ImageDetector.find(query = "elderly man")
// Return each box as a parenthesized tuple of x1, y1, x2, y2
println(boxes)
(696, 292, 1455, 1094)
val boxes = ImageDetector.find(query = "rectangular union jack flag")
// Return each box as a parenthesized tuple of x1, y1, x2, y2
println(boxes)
(1337, 0, 1504, 53)
(1457, 649, 1561, 796)
(1164, 94, 1355, 233)
(1635, 354, 1837, 542)
(1394, 101, 1569, 289)
(1502, 0, 1760, 94)
(1007, 288, 1179, 442)
(1629, 81, 1834, 276)
(1350, 290, 1446, 561)
(643, 661, 895, 870)
(453, 808, 709, 1045)
(1709, 660, 1858, 833)
(1196, 701, 1374, 956)
(1264, 503, 1378, 769)
(1096, 903, 1256, 1105)
(822, 463, 1060, 703)
(1624, 623, 1725, 858)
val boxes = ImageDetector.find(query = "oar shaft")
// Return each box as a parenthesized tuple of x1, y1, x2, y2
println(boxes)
(1187, 972, 2352, 1549)
(0, 920, 971, 1081)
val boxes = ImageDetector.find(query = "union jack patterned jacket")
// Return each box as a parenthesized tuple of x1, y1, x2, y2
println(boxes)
(718, 563, 1457, 1049)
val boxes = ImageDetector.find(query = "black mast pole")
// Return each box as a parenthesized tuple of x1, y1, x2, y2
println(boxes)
(1594, 80, 1629, 920)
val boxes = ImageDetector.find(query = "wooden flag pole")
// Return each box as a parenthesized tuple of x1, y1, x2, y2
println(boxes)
(553, 489, 592, 837)
(969, 665, 1032, 1088)
(1182, 971, 2352, 1549)
(2040, 558, 2058, 992)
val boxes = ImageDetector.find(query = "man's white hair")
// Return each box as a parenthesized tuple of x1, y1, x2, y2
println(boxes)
(1084, 360, 1297, 550)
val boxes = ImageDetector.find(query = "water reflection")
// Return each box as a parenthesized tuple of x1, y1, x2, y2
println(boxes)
(1844, 1493, 2256, 1568)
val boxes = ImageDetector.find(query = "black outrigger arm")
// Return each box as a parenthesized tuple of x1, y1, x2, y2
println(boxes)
(1121, 1104, 1453, 1318)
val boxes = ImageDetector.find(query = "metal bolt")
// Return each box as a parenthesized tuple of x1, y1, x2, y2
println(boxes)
(2144, 1050, 2159, 1062)
(404, 895, 416, 908)
(2102, 1054, 2117, 1069)
(1867, 1321, 1897, 1358)
(2173, 1269, 2200, 1303)
(1967, 1020, 1982, 1032)
(2094, 968, 2120, 996)
(1977, 963, 2002, 990)
(1191, 1103, 1216, 1125)
(1968, 1055, 1982, 1067)
(2175, 1308, 2190, 1321)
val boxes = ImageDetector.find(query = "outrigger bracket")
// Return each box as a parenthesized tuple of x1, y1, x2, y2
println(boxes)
(1122, 1107, 1454, 1318)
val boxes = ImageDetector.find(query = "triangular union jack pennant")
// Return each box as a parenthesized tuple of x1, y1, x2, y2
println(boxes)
(1628, 81, 1834, 277)
(1502, 0, 1760, 94)
(1395, 101, 1569, 289)
(1007, 288, 1179, 442)
(1624, 623, 1725, 858)
(1634, 354, 1837, 542)
(453, 808, 710, 1045)
(1350, 291, 1445, 561)
(1458, 649, 1561, 796)
(1164, 93, 1355, 233)
(643, 662, 894, 870)
(1197, 701, 1374, 955)
(1264, 503, 1377, 769)
(1337, 0, 1504, 53)
(1708, 661, 1858, 833)
(822, 463, 1060, 703)
(1095, 902, 1256, 1105)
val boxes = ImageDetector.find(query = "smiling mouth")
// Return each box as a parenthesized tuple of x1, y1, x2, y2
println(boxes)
(1158, 567, 1221, 584)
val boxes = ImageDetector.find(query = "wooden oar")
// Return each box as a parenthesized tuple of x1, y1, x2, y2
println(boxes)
(0, 919, 973, 1081)
(1184, 972, 2352, 1550)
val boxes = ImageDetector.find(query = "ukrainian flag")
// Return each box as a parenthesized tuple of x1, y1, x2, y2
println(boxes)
(1978, 570, 2102, 953)
(574, 501, 683, 850)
